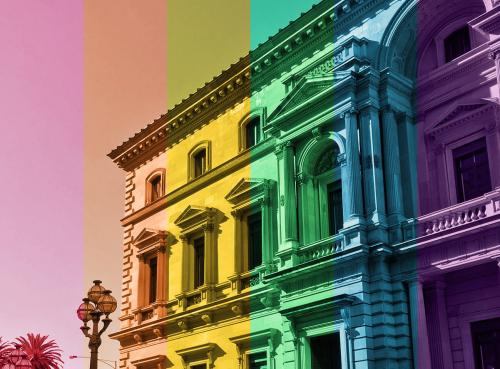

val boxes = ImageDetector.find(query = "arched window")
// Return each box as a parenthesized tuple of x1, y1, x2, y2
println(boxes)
(313, 144, 343, 237)
(145, 169, 165, 205)
(188, 141, 211, 180)
(238, 111, 265, 151)
(245, 117, 262, 149)
(444, 25, 471, 62)
(298, 140, 344, 244)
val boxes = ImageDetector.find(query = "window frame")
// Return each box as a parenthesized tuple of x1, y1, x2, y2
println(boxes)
(192, 236, 205, 289)
(229, 329, 278, 369)
(445, 132, 492, 205)
(145, 169, 165, 205)
(174, 206, 219, 308)
(298, 321, 348, 369)
(188, 141, 212, 181)
(225, 179, 275, 292)
(459, 306, 500, 369)
(443, 25, 471, 63)
(238, 109, 266, 152)
(317, 167, 342, 240)
(132, 228, 170, 322)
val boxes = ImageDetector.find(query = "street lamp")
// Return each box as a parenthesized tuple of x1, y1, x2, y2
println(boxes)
(77, 280, 117, 369)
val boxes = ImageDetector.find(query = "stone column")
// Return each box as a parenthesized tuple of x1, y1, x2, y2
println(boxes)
(275, 141, 298, 250)
(203, 222, 217, 302)
(136, 254, 146, 307)
(156, 245, 168, 317)
(425, 280, 452, 369)
(231, 210, 243, 275)
(156, 246, 166, 301)
(204, 223, 216, 286)
(260, 181, 273, 267)
(381, 106, 404, 222)
(342, 109, 363, 225)
(359, 105, 386, 224)
(179, 235, 190, 293)
(409, 279, 432, 369)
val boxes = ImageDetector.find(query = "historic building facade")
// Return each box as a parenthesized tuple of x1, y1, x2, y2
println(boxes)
(108, 0, 500, 368)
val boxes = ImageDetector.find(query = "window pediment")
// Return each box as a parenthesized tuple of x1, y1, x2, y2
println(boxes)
(176, 343, 217, 368)
(174, 206, 216, 233)
(229, 328, 279, 349)
(225, 178, 271, 208)
(131, 354, 166, 369)
(133, 228, 170, 256)
(427, 99, 498, 138)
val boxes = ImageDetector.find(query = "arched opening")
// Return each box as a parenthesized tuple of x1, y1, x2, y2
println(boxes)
(145, 169, 165, 205)
(298, 138, 344, 244)
(187, 141, 211, 180)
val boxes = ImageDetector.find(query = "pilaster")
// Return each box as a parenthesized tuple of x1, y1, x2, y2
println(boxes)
(359, 105, 387, 224)
(381, 106, 404, 224)
(275, 141, 299, 251)
(341, 109, 363, 226)
(409, 279, 432, 369)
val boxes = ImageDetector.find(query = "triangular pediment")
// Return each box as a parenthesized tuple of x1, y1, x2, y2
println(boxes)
(268, 75, 334, 122)
(225, 178, 269, 206)
(428, 98, 498, 136)
(174, 205, 215, 230)
(133, 228, 168, 252)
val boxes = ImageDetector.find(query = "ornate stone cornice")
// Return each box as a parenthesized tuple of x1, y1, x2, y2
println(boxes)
(109, 0, 389, 172)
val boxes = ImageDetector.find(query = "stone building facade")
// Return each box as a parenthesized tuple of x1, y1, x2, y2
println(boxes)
(108, 0, 500, 368)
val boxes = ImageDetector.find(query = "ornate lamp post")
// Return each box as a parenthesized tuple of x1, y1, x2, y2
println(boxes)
(77, 280, 117, 369)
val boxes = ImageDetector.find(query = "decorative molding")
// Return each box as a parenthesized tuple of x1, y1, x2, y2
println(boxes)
(176, 343, 217, 369)
(225, 178, 271, 208)
(131, 355, 166, 369)
(133, 228, 170, 256)
(174, 206, 217, 234)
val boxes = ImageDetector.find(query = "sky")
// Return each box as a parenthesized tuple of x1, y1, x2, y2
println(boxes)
(0, 0, 320, 365)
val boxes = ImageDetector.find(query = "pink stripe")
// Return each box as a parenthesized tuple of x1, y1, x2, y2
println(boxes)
(0, 0, 84, 358)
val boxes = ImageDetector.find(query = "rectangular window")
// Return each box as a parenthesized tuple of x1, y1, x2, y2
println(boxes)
(248, 352, 267, 369)
(247, 211, 263, 270)
(453, 137, 491, 202)
(327, 181, 343, 236)
(246, 117, 261, 148)
(310, 333, 341, 369)
(193, 237, 205, 288)
(190, 365, 207, 369)
(444, 25, 471, 62)
(148, 256, 157, 304)
(150, 176, 162, 202)
(471, 317, 500, 369)
(194, 149, 206, 178)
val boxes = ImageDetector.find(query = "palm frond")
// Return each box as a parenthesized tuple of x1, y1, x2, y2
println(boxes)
(16, 333, 64, 369)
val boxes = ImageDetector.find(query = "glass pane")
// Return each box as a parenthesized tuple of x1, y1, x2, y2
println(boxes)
(148, 257, 157, 304)
(194, 149, 206, 178)
(328, 181, 343, 236)
(249, 352, 267, 369)
(193, 237, 205, 288)
(471, 317, 500, 369)
(247, 211, 262, 270)
(453, 137, 491, 202)
(310, 333, 341, 369)
(150, 175, 161, 201)
(245, 117, 261, 148)
(444, 25, 471, 62)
